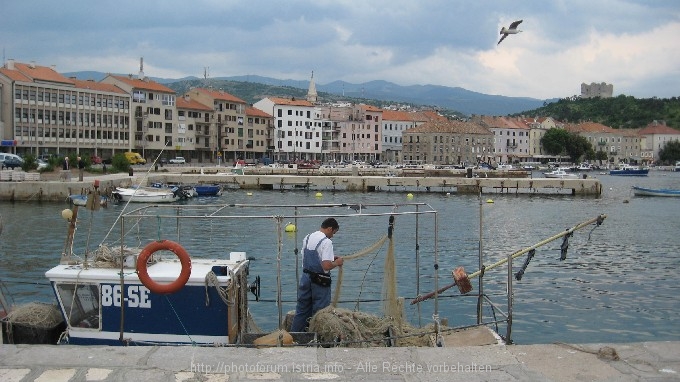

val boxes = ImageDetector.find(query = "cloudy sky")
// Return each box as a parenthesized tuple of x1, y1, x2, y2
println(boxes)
(2, 0, 679, 99)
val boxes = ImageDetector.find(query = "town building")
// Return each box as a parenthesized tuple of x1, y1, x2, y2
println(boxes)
(475, 116, 531, 165)
(175, 94, 212, 163)
(565, 122, 642, 165)
(401, 119, 493, 166)
(637, 121, 680, 164)
(381, 110, 446, 164)
(100, 73, 177, 161)
(253, 97, 317, 162)
(0, 59, 131, 159)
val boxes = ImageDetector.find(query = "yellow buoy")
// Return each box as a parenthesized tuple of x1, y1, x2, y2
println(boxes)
(285, 223, 296, 232)
(407, 193, 414, 199)
(315, 192, 323, 198)
(486, 199, 494, 203)
(61, 209, 73, 221)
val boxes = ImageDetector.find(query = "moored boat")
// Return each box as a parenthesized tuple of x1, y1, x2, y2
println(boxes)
(193, 184, 223, 196)
(543, 169, 579, 179)
(632, 186, 680, 197)
(111, 187, 178, 203)
(68, 194, 109, 207)
(610, 164, 649, 176)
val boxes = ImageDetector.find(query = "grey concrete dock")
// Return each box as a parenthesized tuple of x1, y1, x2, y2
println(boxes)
(0, 341, 678, 381)
(0, 166, 602, 202)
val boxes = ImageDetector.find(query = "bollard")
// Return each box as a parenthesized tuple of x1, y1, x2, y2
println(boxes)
(128, 167, 134, 176)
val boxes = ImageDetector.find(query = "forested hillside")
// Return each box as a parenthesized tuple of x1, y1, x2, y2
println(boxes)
(512, 95, 680, 129)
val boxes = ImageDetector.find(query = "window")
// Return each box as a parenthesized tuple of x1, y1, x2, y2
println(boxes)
(55, 283, 100, 329)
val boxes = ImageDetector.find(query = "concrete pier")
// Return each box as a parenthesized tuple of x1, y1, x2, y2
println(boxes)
(0, 341, 677, 381)
(0, 168, 602, 202)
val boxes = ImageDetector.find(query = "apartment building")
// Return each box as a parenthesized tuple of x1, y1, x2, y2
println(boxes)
(176, 94, 213, 162)
(100, 74, 177, 161)
(638, 121, 680, 163)
(475, 116, 531, 165)
(565, 122, 640, 164)
(402, 119, 493, 166)
(0, 59, 131, 159)
(183, 88, 254, 163)
(253, 97, 317, 162)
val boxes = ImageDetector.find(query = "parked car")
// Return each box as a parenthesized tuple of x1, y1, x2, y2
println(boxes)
(36, 159, 49, 170)
(2, 157, 23, 169)
(169, 157, 186, 164)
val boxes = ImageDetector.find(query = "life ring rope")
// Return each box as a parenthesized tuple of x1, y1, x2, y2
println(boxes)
(136, 240, 192, 294)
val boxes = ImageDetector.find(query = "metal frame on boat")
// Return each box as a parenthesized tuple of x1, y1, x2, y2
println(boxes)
(41, 196, 607, 347)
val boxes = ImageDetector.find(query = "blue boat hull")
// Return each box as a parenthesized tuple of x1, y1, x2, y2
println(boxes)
(610, 169, 649, 176)
(632, 186, 680, 197)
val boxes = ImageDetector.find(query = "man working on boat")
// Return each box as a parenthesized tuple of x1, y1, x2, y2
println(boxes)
(291, 218, 344, 332)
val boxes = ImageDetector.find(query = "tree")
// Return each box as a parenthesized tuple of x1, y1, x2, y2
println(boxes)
(565, 135, 593, 163)
(595, 150, 608, 165)
(659, 140, 680, 163)
(541, 128, 570, 156)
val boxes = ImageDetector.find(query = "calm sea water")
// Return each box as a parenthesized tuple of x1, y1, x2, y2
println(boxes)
(1, 170, 679, 345)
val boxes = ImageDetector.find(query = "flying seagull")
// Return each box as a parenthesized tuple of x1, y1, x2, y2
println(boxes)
(498, 20, 523, 45)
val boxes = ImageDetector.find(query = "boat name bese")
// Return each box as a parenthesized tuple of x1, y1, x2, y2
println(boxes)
(101, 284, 151, 308)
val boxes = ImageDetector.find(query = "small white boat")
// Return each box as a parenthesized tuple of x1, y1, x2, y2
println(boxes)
(111, 187, 178, 203)
(543, 169, 579, 179)
(68, 194, 108, 207)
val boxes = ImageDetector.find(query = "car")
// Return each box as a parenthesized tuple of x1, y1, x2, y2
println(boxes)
(169, 157, 186, 164)
(36, 159, 49, 170)
(2, 157, 23, 170)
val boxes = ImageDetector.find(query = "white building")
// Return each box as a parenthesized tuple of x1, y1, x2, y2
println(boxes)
(253, 97, 318, 161)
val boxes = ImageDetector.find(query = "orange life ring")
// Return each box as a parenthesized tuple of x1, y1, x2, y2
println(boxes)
(136, 240, 192, 294)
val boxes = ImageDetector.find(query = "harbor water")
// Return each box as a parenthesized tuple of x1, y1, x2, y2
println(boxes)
(0, 170, 678, 345)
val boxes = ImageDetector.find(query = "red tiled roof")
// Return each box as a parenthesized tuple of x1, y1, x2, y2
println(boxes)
(478, 116, 529, 130)
(565, 122, 618, 134)
(638, 121, 680, 135)
(360, 104, 382, 112)
(0, 61, 73, 85)
(108, 75, 176, 93)
(405, 120, 492, 135)
(193, 88, 246, 103)
(246, 106, 271, 118)
(71, 79, 127, 94)
(176, 96, 213, 111)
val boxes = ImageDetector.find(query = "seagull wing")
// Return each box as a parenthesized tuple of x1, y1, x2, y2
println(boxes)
(497, 34, 508, 45)
(509, 20, 523, 30)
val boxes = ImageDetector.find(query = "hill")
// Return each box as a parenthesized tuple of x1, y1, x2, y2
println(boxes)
(63, 72, 548, 116)
(513, 95, 680, 129)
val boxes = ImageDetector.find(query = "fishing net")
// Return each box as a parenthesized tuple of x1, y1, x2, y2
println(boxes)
(311, 215, 435, 346)
(4, 302, 63, 329)
(308, 306, 438, 347)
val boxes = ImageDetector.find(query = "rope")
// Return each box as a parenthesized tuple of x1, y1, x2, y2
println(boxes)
(164, 295, 194, 345)
(332, 234, 388, 307)
(205, 269, 235, 307)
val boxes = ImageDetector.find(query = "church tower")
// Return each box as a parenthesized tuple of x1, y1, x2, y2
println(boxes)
(306, 71, 318, 103)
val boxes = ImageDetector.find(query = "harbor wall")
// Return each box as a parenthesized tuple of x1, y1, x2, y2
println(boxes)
(0, 170, 602, 201)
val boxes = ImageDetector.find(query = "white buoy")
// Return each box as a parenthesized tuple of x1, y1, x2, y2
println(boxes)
(246, 192, 253, 196)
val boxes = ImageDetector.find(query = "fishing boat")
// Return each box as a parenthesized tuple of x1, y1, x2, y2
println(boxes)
(36, 191, 608, 347)
(609, 164, 649, 176)
(193, 184, 223, 196)
(543, 169, 579, 179)
(111, 186, 178, 203)
(632, 186, 680, 197)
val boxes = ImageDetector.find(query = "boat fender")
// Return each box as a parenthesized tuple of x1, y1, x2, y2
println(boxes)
(137, 240, 192, 294)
